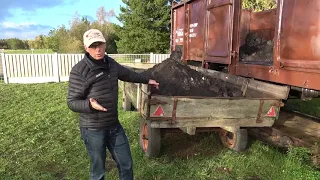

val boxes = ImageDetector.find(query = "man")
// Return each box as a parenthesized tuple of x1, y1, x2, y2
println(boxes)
(67, 29, 159, 180)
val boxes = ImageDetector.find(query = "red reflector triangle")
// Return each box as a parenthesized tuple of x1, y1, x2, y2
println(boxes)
(153, 105, 165, 116)
(266, 106, 276, 117)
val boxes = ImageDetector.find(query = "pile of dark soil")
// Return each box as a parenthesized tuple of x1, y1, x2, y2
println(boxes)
(240, 32, 273, 62)
(142, 50, 243, 97)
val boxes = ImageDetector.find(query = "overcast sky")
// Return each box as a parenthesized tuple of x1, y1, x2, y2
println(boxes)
(0, 0, 124, 40)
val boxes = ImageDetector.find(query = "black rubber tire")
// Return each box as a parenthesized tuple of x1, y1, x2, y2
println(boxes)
(139, 118, 161, 157)
(219, 128, 248, 152)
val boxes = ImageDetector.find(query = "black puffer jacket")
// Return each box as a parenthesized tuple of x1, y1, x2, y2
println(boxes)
(67, 53, 149, 128)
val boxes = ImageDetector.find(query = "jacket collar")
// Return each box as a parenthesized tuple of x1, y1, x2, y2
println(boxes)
(83, 52, 109, 71)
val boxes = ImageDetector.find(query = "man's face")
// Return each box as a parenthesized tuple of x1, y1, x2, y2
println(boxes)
(85, 42, 106, 60)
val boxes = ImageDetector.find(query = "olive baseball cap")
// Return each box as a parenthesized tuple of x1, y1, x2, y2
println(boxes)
(83, 29, 106, 47)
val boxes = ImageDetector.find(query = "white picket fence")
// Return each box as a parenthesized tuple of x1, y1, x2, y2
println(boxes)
(0, 53, 170, 84)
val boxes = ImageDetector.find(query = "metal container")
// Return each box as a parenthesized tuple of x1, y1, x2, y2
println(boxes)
(171, 0, 320, 91)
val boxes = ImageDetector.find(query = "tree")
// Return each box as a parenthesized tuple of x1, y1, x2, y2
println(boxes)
(22, 40, 29, 49)
(31, 6, 118, 53)
(93, 6, 118, 53)
(43, 7, 118, 53)
(242, 0, 277, 11)
(116, 0, 172, 54)
(46, 29, 60, 52)
(46, 26, 70, 52)
(43, 36, 50, 50)
(0, 39, 9, 49)
(69, 12, 91, 44)
(33, 35, 45, 49)
(6, 38, 25, 49)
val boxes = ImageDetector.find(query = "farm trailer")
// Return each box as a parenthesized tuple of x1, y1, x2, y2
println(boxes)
(119, 65, 289, 157)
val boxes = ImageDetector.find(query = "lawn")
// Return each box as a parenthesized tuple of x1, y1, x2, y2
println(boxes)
(285, 98, 320, 117)
(0, 83, 319, 179)
(0, 49, 54, 54)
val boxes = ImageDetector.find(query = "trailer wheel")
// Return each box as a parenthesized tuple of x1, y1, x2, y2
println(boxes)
(122, 91, 132, 111)
(139, 118, 161, 157)
(219, 129, 248, 152)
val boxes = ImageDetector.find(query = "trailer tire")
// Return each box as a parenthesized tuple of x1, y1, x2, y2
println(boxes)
(139, 118, 161, 157)
(122, 91, 132, 111)
(219, 129, 248, 152)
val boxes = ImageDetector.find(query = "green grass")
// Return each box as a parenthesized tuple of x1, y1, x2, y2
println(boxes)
(285, 98, 320, 117)
(0, 83, 319, 179)
(0, 49, 54, 54)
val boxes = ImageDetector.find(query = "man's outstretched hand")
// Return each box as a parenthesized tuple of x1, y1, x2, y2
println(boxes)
(89, 80, 158, 111)
(89, 98, 107, 111)
(148, 79, 159, 89)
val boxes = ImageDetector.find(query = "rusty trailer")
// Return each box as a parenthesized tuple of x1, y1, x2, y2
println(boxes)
(171, 0, 320, 98)
(120, 67, 288, 157)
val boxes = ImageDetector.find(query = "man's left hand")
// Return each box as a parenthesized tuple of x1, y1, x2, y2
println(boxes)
(148, 79, 159, 89)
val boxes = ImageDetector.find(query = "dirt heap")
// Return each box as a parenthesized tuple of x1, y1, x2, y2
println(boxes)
(240, 32, 273, 62)
(142, 50, 243, 97)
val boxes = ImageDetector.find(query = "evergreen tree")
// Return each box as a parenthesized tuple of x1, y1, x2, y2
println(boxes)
(116, 0, 172, 53)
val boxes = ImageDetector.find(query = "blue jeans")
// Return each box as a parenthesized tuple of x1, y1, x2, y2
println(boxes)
(80, 124, 133, 180)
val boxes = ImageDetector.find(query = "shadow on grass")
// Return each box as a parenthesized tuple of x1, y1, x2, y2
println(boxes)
(159, 131, 225, 160)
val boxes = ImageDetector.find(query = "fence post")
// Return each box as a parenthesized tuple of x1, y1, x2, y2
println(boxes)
(52, 53, 60, 82)
(1, 53, 8, 84)
(150, 52, 154, 63)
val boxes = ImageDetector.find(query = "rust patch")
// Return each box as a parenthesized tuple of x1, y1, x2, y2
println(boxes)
(272, 100, 284, 107)
(171, 98, 178, 124)
(148, 97, 168, 105)
(256, 100, 264, 123)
